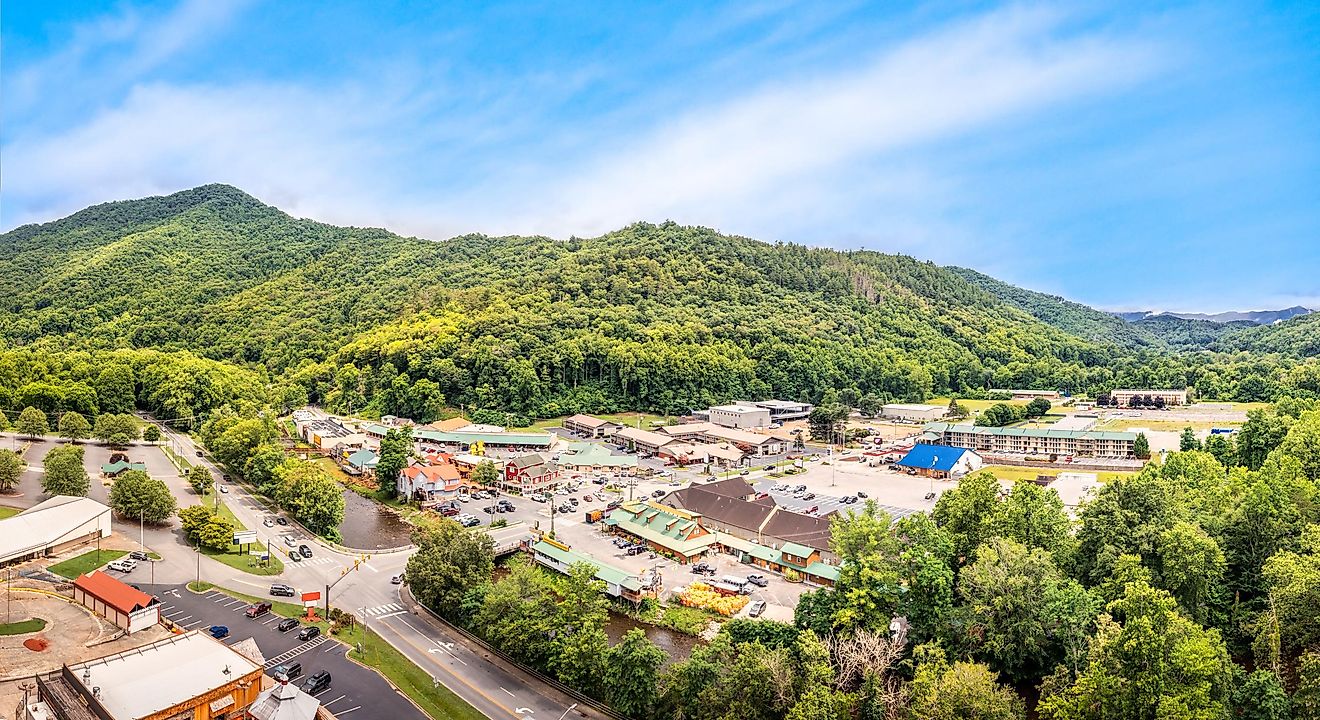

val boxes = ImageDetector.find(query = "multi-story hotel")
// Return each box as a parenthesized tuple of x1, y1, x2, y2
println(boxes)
(922, 423, 1137, 458)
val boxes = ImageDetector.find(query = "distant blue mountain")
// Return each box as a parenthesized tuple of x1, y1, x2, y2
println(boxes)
(1112, 306, 1312, 325)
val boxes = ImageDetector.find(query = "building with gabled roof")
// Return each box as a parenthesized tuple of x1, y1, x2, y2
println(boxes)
(0, 495, 112, 566)
(72, 570, 161, 634)
(606, 502, 717, 563)
(100, 459, 147, 477)
(613, 427, 681, 455)
(502, 453, 561, 493)
(562, 414, 624, 439)
(248, 677, 322, 720)
(530, 538, 660, 603)
(557, 443, 638, 474)
(894, 444, 982, 479)
(664, 477, 836, 557)
(399, 461, 464, 501)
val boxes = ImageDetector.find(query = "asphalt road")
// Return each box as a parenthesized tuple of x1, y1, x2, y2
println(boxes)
(141, 583, 425, 720)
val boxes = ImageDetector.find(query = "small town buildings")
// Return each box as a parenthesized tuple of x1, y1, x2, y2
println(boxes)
(664, 478, 836, 557)
(364, 422, 554, 453)
(343, 448, 378, 475)
(613, 427, 681, 456)
(399, 461, 465, 502)
(606, 502, 718, 564)
(657, 423, 789, 457)
(530, 538, 660, 603)
(557, 443, 638, 475)
(707, 404, 772, 429)
(1111, 389, 1189, 407)
(451, 453, 505, 481)
(296, 418, 365, 450)
(45, 630, 264, 720)
(100, 459, 147, 477)
(658, 442, 746, 468)
(501, 453, 562, 493)
(923, 423, 1137, 458)
(880, 403, 948, 422)
(72, 570, 161, 634)
(426, 417, 475, 432)
(894, 444, 983, 479)
(561, 414, 624, 439)
(739, 399, 813, 421)
(714, 535, 840, 587)
(0, 495, 112, 566)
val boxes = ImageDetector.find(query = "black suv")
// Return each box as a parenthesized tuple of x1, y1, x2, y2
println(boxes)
(269, 583, 296, 597)
(300, 671, 331, 695)
(298, 545, 313, 558)
(297, 626, 321, 641)
(272, 662, 302, 680)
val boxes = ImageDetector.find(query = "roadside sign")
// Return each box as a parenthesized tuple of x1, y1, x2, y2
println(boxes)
(232, 530, 258, 545)
(301, 591, 321, 604)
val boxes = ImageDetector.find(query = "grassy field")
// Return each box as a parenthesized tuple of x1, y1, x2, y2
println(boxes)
(970, 465, 1139, 484)
(1094, 418, 1242, 432)
(522, 411, 675, 432)
(190, 582, 485, 720)
(0, 506, 21, 520)
(49, 549, 128, 579)
(928, 397, 1032, 413)
(0, 618, 48, 636)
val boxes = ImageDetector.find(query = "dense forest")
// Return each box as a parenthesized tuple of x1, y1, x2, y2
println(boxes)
(2, 185, 1319, 423)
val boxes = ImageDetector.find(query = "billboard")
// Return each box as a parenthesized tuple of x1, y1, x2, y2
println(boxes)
(232, 530, 258, 545)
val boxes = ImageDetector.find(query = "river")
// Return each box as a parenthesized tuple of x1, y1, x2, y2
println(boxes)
(336, 489, 414, 549)
(604, 611, 700, 663)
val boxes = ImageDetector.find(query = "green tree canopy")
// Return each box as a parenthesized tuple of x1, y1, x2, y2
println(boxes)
(0, 449, 27, 493)
(108, 469, 177, 523)
(15, 406, 49, 437)
(57, 412, 91, 441)
(42, 444, 90, 497)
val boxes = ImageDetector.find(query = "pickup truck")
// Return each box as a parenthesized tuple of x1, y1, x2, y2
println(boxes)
(245, 602, 272, 618)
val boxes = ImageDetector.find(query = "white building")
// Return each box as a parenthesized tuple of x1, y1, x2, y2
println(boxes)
(708, 404, 772, 429)
(0, 495, 112, 566)
(880, 403, 948, 422)
(738, 400, 813, 421)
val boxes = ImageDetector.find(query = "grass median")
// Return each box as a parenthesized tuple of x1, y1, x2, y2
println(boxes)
(0, 506, 21, 520)
(189, 582, 484, 720)
(0, 618, 48, 636)
(48, 549, 129, 579)
(193, 489, 286, 576)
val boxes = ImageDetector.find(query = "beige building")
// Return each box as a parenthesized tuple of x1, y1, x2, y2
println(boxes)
(923, 423, 1137, 458)
(0, 495, 112, 566)
(708, 404, 772, 429)
(1111, 389, 1188, 407)
(658, 423, 789, 457)
(562, 414, 623, 438)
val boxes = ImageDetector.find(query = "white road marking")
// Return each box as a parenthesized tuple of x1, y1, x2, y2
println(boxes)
(336, 706, 362, 715)
(500, 687, 515, 697)
(323, 695, 347, 706)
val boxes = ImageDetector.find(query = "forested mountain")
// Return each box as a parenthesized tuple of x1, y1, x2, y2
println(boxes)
(2, 185, 1318, 421)
(1220, 312, 1320, 357)
(1131, 315, 1257, 352)
(949, 267, 1162, 350)
(1116, 306, 1312, 324)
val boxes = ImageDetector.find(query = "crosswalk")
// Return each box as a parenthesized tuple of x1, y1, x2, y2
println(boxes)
(358, 603, 405, 619)
(263, 636, 329, 667)
(291, 556, 338, 567)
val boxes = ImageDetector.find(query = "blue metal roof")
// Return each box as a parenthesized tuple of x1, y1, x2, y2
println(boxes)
(895, 443, 971, 472)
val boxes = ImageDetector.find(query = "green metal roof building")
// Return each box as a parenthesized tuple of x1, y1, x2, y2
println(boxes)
(607, 502, 718, 563)
(530, 539, 655, 602)
(922, 422, 1137, 458)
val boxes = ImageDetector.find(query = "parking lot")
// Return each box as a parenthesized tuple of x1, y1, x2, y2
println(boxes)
(140, 583, 426, 720)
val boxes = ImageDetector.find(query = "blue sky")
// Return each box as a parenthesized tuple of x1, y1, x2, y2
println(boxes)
(3, 0, 1318, 312)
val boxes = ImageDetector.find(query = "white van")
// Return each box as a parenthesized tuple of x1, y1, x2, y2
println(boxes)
(720, 575, 748, 589)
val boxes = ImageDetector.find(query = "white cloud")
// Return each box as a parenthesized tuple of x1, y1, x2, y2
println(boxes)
(3, 3, 1162, 251)
(468, 6, 1162, 241)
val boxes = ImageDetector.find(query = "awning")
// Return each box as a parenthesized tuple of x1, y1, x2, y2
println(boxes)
(209, 694, 236, 713)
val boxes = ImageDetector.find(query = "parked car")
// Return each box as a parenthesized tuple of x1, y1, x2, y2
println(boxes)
(606, 500, 621, 511)
(129, 550, 150, 561)
(747, 574, 769, 587)
(391, 574, 404, 585)
(297, 626, 321, 641)
(276, 618, 300, 632)
(691, 562, 716, 576)
(626, 545, 647, 556)
(272, 662, 302, 680)
(245, 602, 272, 618)
(269, 583, 296, 597)
(747, 600, 767, 618)
(739, 470, 749, 476)
(300, 670, 332, 695)
(107, 559, 136, 572)
(802, 493, 816, 501)
(497, 499, 514, 512)
(276, 517, 289, 526)
(651, 489, 666, 498)
(298, 545, 313, 558)
(856, 490, 869, 499)
(482, 505, 498, 514)
(557, 504, 573, 514)
(208, 625, 229, 639)
(613, 538, 630, 549)
(441, 506, 461, 517)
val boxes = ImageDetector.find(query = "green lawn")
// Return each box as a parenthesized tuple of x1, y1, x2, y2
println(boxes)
(970, 465, 1139, 484)
(192, 490, 285, 575)
(191, 582, 484, 720)
(0, 618, 48, 636)
(521, 411, 675, 432)
(49, 549, 128, 579)
(928, 397, 1032, 413)
(161, 444, 192, 472)
(1094, 418, 1243, 432)
(0, 506, 21, 520)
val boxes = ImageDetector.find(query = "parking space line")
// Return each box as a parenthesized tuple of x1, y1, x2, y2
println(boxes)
(176, 615, 192, 623)
(323, 695, 346, 706)
(336, 706, 361, 715)
(262, 617, 278, 625)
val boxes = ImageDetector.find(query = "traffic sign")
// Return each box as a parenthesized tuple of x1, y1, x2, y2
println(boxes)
(232, 530, 258, 545)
